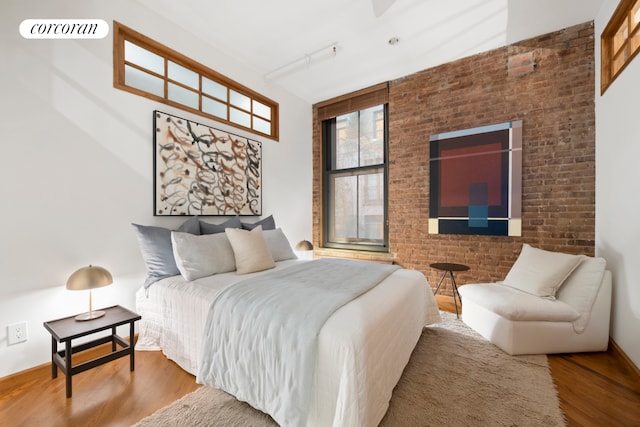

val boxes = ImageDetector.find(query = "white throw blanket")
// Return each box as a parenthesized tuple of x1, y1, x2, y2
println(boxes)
(196, 259, 400, 427)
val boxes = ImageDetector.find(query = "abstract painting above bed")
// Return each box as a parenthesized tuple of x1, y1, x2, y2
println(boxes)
(153, 110, 262, 216)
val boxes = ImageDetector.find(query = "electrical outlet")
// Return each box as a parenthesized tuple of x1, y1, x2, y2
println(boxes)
(8, 321, 28, 345)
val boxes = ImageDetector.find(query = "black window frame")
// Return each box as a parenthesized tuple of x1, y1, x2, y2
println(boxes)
(322, 104, 390, 252)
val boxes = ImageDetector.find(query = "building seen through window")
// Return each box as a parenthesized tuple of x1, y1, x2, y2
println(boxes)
(324, 104, 388, 251)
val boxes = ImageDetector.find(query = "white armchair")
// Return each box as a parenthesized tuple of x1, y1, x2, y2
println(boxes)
(457, 244, 611, 355)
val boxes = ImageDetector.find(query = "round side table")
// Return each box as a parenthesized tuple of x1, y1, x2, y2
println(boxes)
(430, 262, 469, 318)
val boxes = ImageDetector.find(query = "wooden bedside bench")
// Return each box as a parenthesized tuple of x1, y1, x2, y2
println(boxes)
(43, 305, 141, 397)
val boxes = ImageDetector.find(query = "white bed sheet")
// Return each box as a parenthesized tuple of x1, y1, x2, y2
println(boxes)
(135, 259, 441, 426)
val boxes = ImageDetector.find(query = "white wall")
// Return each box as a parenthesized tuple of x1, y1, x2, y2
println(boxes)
(0, 0, 312, 377)
(595, 1, 640, 369)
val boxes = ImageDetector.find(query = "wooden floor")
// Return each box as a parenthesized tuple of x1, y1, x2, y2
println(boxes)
(436, 295, 640, 427)
(1, 297, 638, 427)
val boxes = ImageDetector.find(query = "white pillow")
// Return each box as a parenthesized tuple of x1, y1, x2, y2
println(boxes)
(171, 231, 236, 281)
(502, 244, 582, 300)
(225, 226, 275, 274)
(263, 228, 297, 261)
(556, 255, 607, 332)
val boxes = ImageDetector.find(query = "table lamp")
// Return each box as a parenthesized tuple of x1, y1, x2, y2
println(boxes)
(66, 265, 113, 321)
(295, 240, 313, 251)
(295, 240, 314, 260)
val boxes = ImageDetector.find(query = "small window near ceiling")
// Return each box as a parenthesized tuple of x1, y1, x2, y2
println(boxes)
(601, 0, 640, 94)
(113, 21, 279, 140)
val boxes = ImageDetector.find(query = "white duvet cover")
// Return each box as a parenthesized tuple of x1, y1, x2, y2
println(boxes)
(135, 259, 441, 426)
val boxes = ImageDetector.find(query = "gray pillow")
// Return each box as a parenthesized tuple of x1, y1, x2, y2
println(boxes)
(171, 231, 236, 280)
(263, 228, 297, 261)
(178, 215, 201, 234)
(200, 216, 242, 234)
(132, 217, 200, 288)
(241, 215, 276, 230)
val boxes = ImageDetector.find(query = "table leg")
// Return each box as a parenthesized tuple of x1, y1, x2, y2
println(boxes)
(449, 271, 461, 318)
(433, 271, 448, 294)
(129, 321, 135, 371)
(51, 337, 58, 379)
(111, 326, 117, 352)
(65, 340, 72, 398)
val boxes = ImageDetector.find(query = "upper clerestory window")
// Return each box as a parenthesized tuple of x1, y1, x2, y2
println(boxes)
(113, 21, 279, 140)
(601, 0, 640, 94)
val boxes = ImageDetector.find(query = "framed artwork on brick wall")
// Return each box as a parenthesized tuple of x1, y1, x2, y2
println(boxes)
(429, 120, 522, 236)
(153, 110, 262, 216)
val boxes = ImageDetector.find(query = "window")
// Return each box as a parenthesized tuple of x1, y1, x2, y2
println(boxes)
(113, 21, 279, 140)
(601, 0, 640, 94)
(320, 84, 389, 252)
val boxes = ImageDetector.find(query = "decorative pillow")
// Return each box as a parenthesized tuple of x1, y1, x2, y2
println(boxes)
(178, 215, 201, 235)
(263, 228, 297, 261)
(225, 226, 275, 274)
(200, 216, 242, 234)
(502, 244, 582, 300)
(171, 231, 236, 281)
(131, 217, 200, 288)
(241, 215, 276, 231)
(556, 255, 607, 332)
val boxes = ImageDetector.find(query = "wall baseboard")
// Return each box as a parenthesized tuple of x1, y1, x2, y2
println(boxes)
(0, 334, 138, 391)
(610, 337, 640, 378)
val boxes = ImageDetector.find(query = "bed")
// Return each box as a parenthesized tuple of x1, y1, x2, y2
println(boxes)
(133, 222, 441, 427)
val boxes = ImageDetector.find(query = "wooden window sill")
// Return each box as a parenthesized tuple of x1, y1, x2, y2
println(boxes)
(312, 248, 396, 264)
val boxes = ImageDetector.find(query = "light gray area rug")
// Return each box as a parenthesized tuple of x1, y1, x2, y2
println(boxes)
(133, 312, 566, 426)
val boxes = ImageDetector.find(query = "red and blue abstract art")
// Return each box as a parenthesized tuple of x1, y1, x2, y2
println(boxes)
(429, 120, 522, 236)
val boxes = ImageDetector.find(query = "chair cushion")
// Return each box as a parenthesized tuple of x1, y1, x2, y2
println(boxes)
(458, 283, 580, 322)
(556, 255, 606, 332)
(502, 244, 582, 300)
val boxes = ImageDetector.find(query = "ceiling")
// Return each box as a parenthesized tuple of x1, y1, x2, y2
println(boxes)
(139, 0, 604, 104)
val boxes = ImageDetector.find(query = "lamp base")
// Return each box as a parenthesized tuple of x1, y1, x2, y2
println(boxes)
(74, 310, 106, 321)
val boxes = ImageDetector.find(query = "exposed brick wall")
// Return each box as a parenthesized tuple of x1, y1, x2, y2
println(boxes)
(312, 22, 595, 292)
